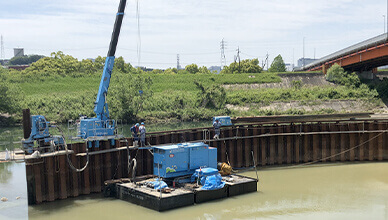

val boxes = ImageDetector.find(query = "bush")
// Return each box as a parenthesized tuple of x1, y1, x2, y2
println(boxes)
(194, 80, 226, 109)
(374, 78, 388, 99)
(185, 64, 199, 74)
(291, 80, 302, 89)
(326, 64, 361, 87)
(0, 76, 24, 115)
(221, 58, 263, 74)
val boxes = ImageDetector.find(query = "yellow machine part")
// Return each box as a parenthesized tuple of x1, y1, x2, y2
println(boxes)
(219, 162, 232, 176)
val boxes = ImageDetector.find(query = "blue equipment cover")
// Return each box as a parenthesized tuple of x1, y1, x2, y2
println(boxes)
(201, 174, 225, 190)
(191, 168, 225, 190)
(147, 178, 168, 190)
(212, 116, 233, 126)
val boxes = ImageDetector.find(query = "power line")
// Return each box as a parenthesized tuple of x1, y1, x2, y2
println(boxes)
(119, 47, 233, 55)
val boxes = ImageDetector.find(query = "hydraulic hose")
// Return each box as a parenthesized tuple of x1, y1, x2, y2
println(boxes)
(56, 126, 89, 172)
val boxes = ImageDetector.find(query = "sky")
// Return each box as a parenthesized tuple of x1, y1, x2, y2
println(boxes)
(0, 0, 386, 69)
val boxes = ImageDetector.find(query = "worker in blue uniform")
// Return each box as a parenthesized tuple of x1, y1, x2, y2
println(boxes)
(213, 119, 222, 139)
(131, 123, 139, 147)
(139, 122, 146, 147)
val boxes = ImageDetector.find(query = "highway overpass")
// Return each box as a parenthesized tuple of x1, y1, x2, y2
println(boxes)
(297, 33, 388, 76)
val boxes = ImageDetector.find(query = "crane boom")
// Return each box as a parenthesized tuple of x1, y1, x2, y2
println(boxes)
(78, 0, 127, 144)
(94, 0, 127, 120)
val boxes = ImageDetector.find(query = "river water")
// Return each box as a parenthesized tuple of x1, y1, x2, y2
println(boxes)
(0, 162, 387, 220)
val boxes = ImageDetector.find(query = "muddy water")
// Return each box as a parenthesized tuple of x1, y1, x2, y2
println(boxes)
(1, 162, 387, 220)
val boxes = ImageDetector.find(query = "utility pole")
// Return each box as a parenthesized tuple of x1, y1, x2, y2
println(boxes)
(0, 35, 4, 59)
(384, 15, 386, 33)
(262, 53, 269, 70)
(303, 37, 305, 67)
(177, 54, 181, 70)
(220, 38, 227, 69)
(314, 48, 316, 60)
(292, 48, 295, 69)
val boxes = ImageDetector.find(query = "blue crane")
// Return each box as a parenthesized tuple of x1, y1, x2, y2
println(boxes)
(78, 0, 127, 147)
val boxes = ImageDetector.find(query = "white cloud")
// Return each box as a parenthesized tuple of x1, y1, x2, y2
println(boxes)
(0, 0, 385, 68)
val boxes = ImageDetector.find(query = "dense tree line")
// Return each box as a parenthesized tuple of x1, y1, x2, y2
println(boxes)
(9, 55, 45, 65)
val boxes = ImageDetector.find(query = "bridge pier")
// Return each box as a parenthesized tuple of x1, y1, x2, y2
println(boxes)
(357, 69, 376, 80)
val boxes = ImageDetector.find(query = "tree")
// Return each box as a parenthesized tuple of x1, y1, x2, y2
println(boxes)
(9, 55, 44, 65)
(185, 64, 199, 74)
(221, 58, 262, 74)
(326, 63, 360, 87)
(268, 55, 286, 72)
(113, 56, 133, 73)
(198, 66, 211, 74)
(109, 73, 153, 122)
(94, 56, 106, 70)
(194, 80, 226, 109)
(0, 76, 23, 114)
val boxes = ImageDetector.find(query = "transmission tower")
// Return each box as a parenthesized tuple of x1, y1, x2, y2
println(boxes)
(234, 47, 241, 73)
(0, 35, 4, 59)
(177, 54, 181, 70)
(220, 38, 227, 69)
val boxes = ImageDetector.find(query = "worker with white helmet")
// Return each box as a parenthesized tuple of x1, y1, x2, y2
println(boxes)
(139, 122, 146, 147)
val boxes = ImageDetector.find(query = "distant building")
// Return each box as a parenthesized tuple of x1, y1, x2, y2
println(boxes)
(14, 48, 24, 57)
(209, 66, 222, 74)
(137, 66, 154, 72)
(297, 58, 317, 67)
(285, 63, 294, 72)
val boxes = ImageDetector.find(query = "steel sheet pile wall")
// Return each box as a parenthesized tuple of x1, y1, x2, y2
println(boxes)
(25, 120, 388, 204)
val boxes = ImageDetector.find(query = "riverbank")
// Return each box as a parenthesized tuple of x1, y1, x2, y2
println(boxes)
(2, 68, 385, 125)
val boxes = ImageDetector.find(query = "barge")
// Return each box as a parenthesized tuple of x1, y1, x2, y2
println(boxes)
(102, 141, 258, 211)
(105, 174, 258, 211)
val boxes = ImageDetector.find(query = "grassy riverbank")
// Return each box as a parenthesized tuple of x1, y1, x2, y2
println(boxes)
(1, 56, 384, 124)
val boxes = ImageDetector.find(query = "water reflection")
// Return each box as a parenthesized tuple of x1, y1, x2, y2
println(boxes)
(23, 163, 388, 220)
(0, 152, 387, 219)
(0, 162, 28, 220)
(0, 163, 12, 184)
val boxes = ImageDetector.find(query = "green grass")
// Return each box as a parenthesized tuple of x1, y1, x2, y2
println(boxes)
(18, 72, 281, 97)
(3, 70, 382, 124)
(19, 76, 100, 97)
(226, 85, 378, 105)
(149, 72, 281, 92)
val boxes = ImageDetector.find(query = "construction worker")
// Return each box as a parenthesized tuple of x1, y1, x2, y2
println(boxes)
(213, 119, 222, 139)
(139, 122, 146, 147)
(130, 123, 139, 147)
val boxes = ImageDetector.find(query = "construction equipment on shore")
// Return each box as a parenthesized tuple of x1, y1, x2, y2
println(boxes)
(22, 114, 64, 154)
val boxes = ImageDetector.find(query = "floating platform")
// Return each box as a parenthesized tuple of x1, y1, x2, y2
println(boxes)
(105, 174, 257, 211)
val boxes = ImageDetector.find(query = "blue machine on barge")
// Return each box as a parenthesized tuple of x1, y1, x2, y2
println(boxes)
(105, 142, 258, 211)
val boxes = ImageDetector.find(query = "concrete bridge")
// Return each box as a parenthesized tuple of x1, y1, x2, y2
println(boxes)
(298, 33, 388, 77)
